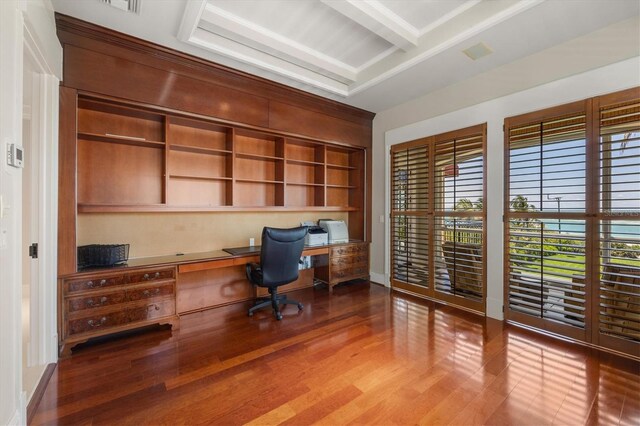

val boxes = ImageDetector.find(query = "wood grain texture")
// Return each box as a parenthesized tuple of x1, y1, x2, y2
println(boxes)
(32, 282, 639, 425)
(54, 14, 374, 125)
(57, 86, 77, 275)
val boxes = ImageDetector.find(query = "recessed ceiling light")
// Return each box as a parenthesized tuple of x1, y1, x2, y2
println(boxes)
(463, 42, 493, 61)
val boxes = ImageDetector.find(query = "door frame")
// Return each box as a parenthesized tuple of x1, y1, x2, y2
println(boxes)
(22, 7, 60, 378)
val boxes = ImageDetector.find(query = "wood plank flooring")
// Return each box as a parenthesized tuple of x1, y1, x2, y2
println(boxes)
(32, 281, 639, 425)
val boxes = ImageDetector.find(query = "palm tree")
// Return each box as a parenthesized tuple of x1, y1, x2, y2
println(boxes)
(455, 198, 473, 211)
(510, 195, 537, 228)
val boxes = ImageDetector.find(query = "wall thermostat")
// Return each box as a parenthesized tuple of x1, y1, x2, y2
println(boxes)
(7, 143, 24, 168)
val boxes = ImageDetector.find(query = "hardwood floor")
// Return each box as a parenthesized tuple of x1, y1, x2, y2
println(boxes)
(33, 281, 639, 425)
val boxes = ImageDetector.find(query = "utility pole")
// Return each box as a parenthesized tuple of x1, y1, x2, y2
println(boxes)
(546, 194, 563, 233)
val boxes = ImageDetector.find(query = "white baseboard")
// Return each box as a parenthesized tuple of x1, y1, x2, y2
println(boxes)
(370, 271, 388, 287)
(7, 393, 24, 426)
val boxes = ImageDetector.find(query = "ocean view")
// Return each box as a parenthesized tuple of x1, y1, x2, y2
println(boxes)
(541, 220, 640, 239)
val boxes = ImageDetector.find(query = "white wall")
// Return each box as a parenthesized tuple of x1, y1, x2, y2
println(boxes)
(371, 57, 640, 319)
(0, 1, 61, 424)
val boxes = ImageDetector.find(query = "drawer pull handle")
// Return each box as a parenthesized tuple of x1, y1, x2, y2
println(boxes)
(86, 279, 107, 288)
(147, 304, 160, 312)
(88, 317, 107, 327)
(86, 296, 108, 307)
(143, 288, 161, 296)
(143, 272, 161, 280)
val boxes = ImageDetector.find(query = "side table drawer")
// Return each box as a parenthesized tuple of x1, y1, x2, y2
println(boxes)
(330, 253, 368, 268)
(127, 283, 174, 302)
(128, 299, 175, 323)
(330, 244, 367, 257)
(66, 276, 124, 293)
(66, 299, 176, 337)
(67, 290, 126, 313)
(127, 268, 175, 284)
(67, 310, 129, 336)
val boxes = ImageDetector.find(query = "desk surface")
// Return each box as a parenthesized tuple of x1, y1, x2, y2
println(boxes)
(67, 241, 366, 277)
(223, 240, 363, 256)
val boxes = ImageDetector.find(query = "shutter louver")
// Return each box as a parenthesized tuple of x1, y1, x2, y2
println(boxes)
(391, 144, 430, 289)
(598, 98, 640, 344)
(506, 112, 588, 333)
(390, 124, 486, 312)
(505, 87, 640, 357)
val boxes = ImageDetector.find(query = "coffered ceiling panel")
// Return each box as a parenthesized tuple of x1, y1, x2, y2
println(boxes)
(51, 0, 640, 112)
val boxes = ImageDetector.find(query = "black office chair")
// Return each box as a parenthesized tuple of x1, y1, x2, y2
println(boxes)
(246, 226, 308, 320)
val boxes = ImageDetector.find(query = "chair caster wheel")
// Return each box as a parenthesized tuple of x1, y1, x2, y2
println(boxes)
(297, 303, 303, 310)
(248, 312, 253, 317)
(276, 313, 283, 320)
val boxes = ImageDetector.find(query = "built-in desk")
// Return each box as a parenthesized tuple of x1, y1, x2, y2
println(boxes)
(58, 241, 369, 356)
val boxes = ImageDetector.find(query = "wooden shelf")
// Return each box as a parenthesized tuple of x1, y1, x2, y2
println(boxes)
(235, 178, 284, 184)
(75, 95, 364, 214)
(287, 182, 324, 187)
(236, 152, 284, 161)
(170, 145, 231, 156)
(286, 159, 323, 166)
(78, 203, 167, 213)
(326, 163, 356, 170)
(78, 132, 165, 149)
(169, 174, 231, 181)
(326, 184, 357, 189)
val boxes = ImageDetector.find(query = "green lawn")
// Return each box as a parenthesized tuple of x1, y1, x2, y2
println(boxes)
(525, 253, 639, 278)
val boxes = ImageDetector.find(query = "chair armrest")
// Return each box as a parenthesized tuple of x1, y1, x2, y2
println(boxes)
(246, 262, 261, 284)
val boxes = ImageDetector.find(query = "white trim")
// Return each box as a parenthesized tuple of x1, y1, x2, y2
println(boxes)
(349, 0, 544, 95)
(200, 3, 357, 83)
(370, 271, 388, 287)
(176, 0, 206, 43)
(7, 405, 22, 426)
(188, 29, 349, 96)
(321, 0, 418, 50)
(417, 0, 482, 38)
(22, 17, 60, 367)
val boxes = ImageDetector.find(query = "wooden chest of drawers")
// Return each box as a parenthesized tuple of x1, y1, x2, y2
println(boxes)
(59, 266, 179, 356)
(315, 241, 370, 293)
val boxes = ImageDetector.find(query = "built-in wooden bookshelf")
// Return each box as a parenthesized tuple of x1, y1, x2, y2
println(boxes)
(75, 96, 364, 213)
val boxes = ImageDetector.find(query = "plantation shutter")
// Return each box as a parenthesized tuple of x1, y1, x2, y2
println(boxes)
(433, 131, 485, 310)
(505, 87, 640, 357)
(391, 142, 430, 292)
(390, 124, 487, 313)
(505, 109, 589, 339)
(597, 97, 640, 349)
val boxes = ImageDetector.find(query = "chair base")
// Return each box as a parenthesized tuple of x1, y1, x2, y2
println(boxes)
(248, 288, 303, 320)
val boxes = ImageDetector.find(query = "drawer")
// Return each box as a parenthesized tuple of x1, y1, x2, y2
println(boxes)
(66, 276, 124, 293)
(66, 299, 175, 336)
(331, 265, 369, 282)
(127, 268, 175, 284)
(127, 283, 174, 302)
(330, 254, 368, 268)
(330, 244, 368, 257)
(67, 310, 129, 336)
(127, 299, 175, 323)
(67, 290, 126, 313)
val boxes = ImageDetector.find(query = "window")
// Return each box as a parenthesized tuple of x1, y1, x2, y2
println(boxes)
(391, 124, 486, 313)
(504, 87, 639, 357)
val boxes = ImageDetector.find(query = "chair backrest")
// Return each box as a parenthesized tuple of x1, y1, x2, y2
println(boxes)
(260, 226, 308, 287)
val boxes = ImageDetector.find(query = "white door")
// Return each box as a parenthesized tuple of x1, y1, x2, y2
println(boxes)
(21, 52, 44, 401)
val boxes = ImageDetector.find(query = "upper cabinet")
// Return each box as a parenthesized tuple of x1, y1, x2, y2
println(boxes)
(75, 95, 365, 213)
(56, 14, 373, 275)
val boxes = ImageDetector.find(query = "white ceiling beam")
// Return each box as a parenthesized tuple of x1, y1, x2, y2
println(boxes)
(188, 28, 349, 97)
(197, 3, 357, 84)
(321, 0, 418, 51)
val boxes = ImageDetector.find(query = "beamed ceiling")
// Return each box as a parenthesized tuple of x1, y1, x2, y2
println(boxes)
(51, 0, 640, 112)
